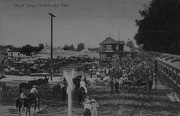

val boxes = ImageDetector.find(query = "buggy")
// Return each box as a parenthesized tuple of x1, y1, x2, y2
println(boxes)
(20, 73, 50, 90)
(94, 76, 110, 87)
(122, 78, 149, 93)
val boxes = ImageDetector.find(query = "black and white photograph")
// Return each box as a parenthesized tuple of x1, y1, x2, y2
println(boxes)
(0, 0, 180, 115)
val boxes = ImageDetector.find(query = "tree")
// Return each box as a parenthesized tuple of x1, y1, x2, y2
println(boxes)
(76, 43, 85, 52)
(39, 43, 44, 50)
(69, 44, 75, 51)
(63, 44, 69, 50)
(134, 0, 180, 54)
(20, 44, 34, 56)
(126, 40, 134, 50)
(20, 43, 44, 56)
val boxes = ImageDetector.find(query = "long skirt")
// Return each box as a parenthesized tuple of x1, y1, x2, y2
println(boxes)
(83, 109, 91, 116)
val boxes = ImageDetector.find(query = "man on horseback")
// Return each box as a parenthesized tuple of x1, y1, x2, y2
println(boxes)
(29, 85, 38, 100)
(80, 77, 88, 94)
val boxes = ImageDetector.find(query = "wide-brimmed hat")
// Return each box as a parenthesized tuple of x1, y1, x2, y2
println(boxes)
(84, 98, 91, 103)
(32, 85, 36, 88)
(90, 98, 96, 103)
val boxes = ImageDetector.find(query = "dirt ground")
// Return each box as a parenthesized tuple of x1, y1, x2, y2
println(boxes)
(1, 74, 180, 116)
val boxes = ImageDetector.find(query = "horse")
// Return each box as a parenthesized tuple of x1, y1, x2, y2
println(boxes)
(78, 87, 86, 104)
(16, 94, 40, 116)
(73, 76, 81, 91)
(52, 82, 67, 102)
(0, 75, 6, 80)
(115, 81, 120, 93)
(19, 82, 31, 90)
(16, 97, 30, 116)
(28, 93, 41, 110)
(52, 83, 62, 99)
(0, 82, 12, 94)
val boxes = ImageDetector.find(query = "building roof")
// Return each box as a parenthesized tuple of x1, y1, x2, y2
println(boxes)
(99, 37, 125, 45)
(0, 47, 8, 53)
(99, 37, 117, 45)
(8, 49, 21, 52)
(117, 40, 125, 45)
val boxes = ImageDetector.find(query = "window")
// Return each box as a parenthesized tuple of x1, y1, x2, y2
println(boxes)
(172, 70, 176, 81)
(116, 45, 119, 50)
(166, 67, 168, 75)
(163, 65, 165, 73)
(168, 68, 171, 77)
(11, 53, 13, 56)
(103, 45, 107, 50)
(106, 45, 112, 50)
(178, 73, 180, 84)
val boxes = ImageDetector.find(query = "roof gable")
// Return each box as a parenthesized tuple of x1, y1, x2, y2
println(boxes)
(117, 41, 125, 45)
(100, 37, 117, 45)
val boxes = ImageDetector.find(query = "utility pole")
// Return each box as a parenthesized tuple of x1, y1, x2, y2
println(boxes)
(49, 13, 56, 81)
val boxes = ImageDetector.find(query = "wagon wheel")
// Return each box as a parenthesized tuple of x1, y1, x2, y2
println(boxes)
(142, 86, 149, 93)
(94, 80, 98, 86)
(86, 81, 90, 86)
(39, 85, 44, 91)
(104, 82, 109, 87)
(26, 70, 31, 75)
(123, 85, 129, 93)
(12, 86, 19, 95)
(45, 83, 50, 88)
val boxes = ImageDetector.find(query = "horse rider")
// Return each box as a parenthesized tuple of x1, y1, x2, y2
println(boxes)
(29, 85, 38, 99)
(19, 88, 26, 108)
(60, 82, 67, 102)
(80, 77, 88, 95)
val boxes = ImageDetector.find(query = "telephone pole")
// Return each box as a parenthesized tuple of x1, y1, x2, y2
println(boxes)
(49, 13, 56, 81)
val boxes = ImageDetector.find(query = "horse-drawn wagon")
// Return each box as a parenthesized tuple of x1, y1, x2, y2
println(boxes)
(20, 73, 50, 90)
(94, 76, 110, 87)
(122, 78, 149, 93)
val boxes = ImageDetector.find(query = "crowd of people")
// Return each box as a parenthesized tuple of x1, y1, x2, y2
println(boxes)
(82, 96, 99, 116)
(94, 53, 157, 94)
(16, 53, 158, 116)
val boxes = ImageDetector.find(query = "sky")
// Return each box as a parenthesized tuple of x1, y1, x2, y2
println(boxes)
(0, 0, 151, 48)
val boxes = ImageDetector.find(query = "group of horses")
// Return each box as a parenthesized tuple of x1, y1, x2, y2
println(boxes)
(16, 93, 40, 116)
(16, 78, 49, 116)
(16, 75, 87, 116)
(52, 75, 87, 104)
(19, 78, 49, 90)
(0, 82, 13, 94)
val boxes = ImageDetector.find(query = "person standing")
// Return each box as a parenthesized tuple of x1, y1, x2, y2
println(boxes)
(83, 97, 92, 116)
(110, 77, 114, 95)
(80, 78, 88, 94)
(90, 97, 99, 116)
(96, 71, 99, 78)
(61, 83, 67, 102)
(148, 76, 153, 91)
(114, 79, 119, 94)
(19, 88, 26, 108)
(154, 71, 158, 90)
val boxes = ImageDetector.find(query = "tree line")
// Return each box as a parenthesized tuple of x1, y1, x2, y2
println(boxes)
(134, 0, 180, 55)
(2, 42, 89, 56)
(62, 42, 85, 52)
(1, 44, 44, 56)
